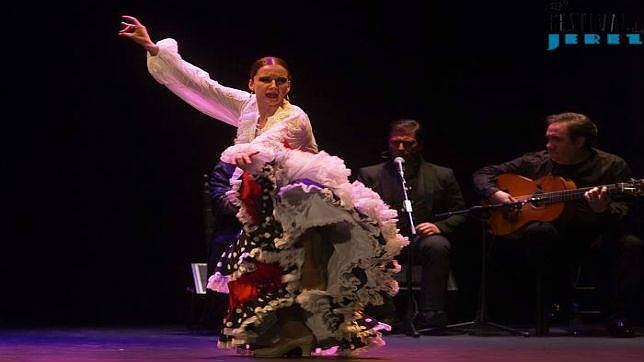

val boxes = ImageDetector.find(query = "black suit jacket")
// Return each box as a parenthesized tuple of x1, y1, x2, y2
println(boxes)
(207, 161, 242, 245)
(357, 159, 466, 235)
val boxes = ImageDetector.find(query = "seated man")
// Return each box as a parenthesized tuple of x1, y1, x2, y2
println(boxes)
(472, 112, 642, 337)
(357, 119, 466, 329)
(201, 160, 241, 333)
(206, 160, 241, 277)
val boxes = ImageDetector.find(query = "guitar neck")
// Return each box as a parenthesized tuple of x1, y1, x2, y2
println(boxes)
(532, 183, 624, 204)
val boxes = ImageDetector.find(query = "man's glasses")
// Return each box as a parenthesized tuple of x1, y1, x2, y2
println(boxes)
(257, 76, 289, 85)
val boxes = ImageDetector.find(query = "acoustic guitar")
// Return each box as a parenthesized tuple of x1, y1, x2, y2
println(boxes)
(487, 174, 643, 236)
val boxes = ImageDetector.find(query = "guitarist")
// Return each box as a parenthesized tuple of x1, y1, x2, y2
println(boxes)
(472, 112, 642, 337)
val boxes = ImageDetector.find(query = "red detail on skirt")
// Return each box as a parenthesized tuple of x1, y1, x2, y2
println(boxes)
(239, 172, 262, 225)
(227, 261, 285, 311)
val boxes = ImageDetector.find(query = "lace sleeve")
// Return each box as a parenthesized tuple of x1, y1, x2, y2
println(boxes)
(146, 38, 251, 127)
(288, 113, 318, 153)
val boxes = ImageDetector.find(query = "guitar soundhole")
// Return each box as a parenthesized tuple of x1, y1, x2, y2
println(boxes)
(530, 184, 545, 208)
(530, 199, 545, 208)
(530, 188, 545, 208)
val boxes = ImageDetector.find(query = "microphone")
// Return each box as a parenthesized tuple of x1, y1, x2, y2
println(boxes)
(393, 157, 405, 176)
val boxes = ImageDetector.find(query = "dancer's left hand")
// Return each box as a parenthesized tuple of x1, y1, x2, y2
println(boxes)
(233, 151, 260, 171)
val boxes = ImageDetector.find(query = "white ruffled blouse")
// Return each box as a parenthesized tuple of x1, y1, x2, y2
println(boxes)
(146, 38, 318, 153)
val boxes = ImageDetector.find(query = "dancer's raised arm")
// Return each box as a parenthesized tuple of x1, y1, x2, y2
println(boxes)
(118, 15, 159, 55)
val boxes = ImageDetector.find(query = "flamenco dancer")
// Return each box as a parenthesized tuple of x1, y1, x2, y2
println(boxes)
(119, 15, 407, 356)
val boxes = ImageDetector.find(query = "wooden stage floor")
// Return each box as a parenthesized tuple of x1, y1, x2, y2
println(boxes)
(1, 326, 642, 361)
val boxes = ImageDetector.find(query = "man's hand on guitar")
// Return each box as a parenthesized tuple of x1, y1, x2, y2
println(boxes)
(490, 190, 520, 221)
(417, 222, 442, 237)
(484, 174, 641, 236)
(490, 190, 515, 205)
(584, 186, 609, 213)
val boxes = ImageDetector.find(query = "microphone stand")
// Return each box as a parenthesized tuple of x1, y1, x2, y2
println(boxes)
(394, 159, 421, 337)
(420, 204, 530, 337)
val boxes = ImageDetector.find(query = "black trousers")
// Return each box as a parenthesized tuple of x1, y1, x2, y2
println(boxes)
(201, 236, 237, 332)
(498, 222, 642, 320)
(394, 234, 452, 311)
(363, 234, 453, 321)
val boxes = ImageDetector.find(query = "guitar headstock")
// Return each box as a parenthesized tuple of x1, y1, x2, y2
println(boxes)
(616, 178, 644, 197)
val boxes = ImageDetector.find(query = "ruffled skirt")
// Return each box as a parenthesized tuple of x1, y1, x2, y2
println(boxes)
(207, 145, 406, 355)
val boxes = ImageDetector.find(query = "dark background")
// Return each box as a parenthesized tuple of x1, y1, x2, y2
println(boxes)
(3, 1, 642, 326)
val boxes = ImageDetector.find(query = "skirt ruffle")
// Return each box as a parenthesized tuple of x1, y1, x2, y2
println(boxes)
(209, 145, 406, 355)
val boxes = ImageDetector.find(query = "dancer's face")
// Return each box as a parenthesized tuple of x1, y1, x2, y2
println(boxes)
(249, 64, 291, 108)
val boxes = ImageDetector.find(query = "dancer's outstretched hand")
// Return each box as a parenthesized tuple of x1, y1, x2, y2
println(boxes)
(118, 15, 158, 55)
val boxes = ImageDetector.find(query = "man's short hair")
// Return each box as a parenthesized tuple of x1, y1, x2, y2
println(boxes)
(389, 119, 424, 144)
(546, 112, 598, 148)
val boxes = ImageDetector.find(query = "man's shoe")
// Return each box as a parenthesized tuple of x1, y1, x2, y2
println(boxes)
(607, 319, 636, 338)
(414, 310, 448, 329)
(567, 315, 584, 336)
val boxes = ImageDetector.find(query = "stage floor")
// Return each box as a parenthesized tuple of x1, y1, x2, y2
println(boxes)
(1, 326, 642, 361)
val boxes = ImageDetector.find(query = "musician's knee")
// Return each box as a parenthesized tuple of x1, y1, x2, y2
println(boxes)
(516, 222, 561, 258)
(418, 235, 451, 259)
(619, 234, 643, 256)
(522, 222, 558, 238)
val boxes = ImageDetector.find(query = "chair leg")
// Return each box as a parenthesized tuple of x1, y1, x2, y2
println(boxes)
(535, 272, 549, 336)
